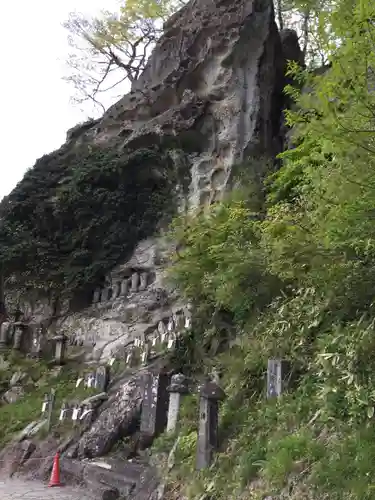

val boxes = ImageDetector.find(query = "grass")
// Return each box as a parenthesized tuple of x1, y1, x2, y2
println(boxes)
(0, 350, 100, 445)
(150, 344, 375, 500)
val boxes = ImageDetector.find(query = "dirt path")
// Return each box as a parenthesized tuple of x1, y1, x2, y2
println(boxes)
(0, 479, 95, 499)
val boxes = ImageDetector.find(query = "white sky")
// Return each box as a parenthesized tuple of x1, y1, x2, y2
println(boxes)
(0, 0, 121, 201)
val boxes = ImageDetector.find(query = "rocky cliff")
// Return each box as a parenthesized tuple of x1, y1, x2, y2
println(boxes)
(0, 0, 302, 497)
(0, 0, 301, 354)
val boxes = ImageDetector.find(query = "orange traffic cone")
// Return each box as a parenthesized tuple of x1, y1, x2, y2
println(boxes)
(48, 452, 62, 487)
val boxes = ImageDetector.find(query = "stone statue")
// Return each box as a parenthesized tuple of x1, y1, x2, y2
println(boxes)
(130, 272, 140, 293)
(157, 320, 166, 335)
(120, 279, 130, 296)
(112, 282, 120, 300)
(93, 288, 101, 304)
(139, 272, 148, 291)
(167, 318, 175, 332)
(100, 287, 110, 302)
(13, 325, 24, 350)
(0, 321, 10, 349)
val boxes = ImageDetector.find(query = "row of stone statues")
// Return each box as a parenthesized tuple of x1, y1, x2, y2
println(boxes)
(0, 321, 69, 366)
(109, 309, 192, 367)
(75, 365, 109, 392)
(92, 270, 152, 305)
(0, 320, 44, 353)
(42, 392, 108, 427)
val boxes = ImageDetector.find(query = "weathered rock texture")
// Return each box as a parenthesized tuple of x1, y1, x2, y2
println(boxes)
(85, 0, 286, 209)
(0, 0, 303, 497)
(1, 0, 302, 355)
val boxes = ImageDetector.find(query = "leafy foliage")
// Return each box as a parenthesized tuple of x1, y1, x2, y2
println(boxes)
(0, 144, 179, 298)
(63, 0, 186, 111)
(160, 1, 375, 498)
(169, 189, 282, 324)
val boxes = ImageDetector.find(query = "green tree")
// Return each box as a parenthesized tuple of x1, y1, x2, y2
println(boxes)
(63, 0, 186, 112)
(264, 0, 375, 313)
(169, 188, 282, 324)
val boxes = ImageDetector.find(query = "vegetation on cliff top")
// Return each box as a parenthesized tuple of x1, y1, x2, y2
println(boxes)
(159, 1, 375, 498)
(0, 145, 179, 299)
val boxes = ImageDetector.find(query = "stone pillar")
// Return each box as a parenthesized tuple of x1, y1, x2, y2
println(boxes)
(130, 272, 140, 293)
(140, 372, 170, 445)
(139, 272, 148, 291)
(72, 404, 81, 427)
(93, 288, 101, 304)
(0, 321, 10, 350)
(101, 288, 110, 302)
(166, 373, 189, 433)
(86, 372, 96, 388)
(13, 323, 24, 350)
(167, 318, 175, 333)
(158, 321, 167, 344)
(196, 380, 226, 470)
(125, 346, 136, 367)
(173, 312, 184, 331)
(41, 393, 50, 416)
(30, 325, 42, 359)
(167, 333, 176, 350)
(120, 279, 129, 296)
(95, 365, 110, 392)
(53, 335, 67, 365)
(151, 330, 160, 347)
(267, 359, 291, 398)
(141, 341, 151, 366)
(59, 401, 69, 422)
(184, 314, 192, 329)
(80, 402, 94, 429)
(112, 282, 120, 300)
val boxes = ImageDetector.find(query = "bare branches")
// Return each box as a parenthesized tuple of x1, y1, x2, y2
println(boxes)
(63, 11, 154, 113)
(62, 0, 187, 114)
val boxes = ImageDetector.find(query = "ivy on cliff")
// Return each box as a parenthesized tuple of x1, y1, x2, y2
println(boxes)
(0, 144, 178, 296)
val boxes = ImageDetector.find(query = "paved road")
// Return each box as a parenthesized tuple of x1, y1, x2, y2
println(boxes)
(0, 479, 95, 499)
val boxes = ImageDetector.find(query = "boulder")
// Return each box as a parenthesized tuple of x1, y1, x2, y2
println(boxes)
(3, 385, 25, 404)
(10, 371, 28, 387)
(0, 439, 36, 477)
(91, 0, 287, 209)
(76, 371, 148, 458)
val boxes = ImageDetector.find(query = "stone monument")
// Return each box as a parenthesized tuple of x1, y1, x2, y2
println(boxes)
(166, 373, 189, 433)
(267, 359, 291, 398)
(93, 288, 101, 304)
(139, 272, 148, 291)
(12, 323, 24, 350)
(53, 334, 68, 365)
(120, 279, 129, 296)
(196, 380, 226, 470)
(95, 365, 110, 392)
(0, 321, 10, 350)
(130, 272, 140, 293)
(140, 372, 170, 446)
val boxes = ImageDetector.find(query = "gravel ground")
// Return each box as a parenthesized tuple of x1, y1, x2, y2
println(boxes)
(0, 478, 95, 499)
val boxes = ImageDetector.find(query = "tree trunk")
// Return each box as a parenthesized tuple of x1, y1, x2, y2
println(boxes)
(302, 9, 310, 59)
(275, 0, 284, 30)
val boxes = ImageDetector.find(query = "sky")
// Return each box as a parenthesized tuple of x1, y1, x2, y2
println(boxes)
(0, 0, 121, 201)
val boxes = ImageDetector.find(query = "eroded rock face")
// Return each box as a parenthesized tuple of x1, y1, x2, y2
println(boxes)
(0, 3, 303, 497)
(57, 237, 185, 362)
(2, 0, 303, 362)
(88, 0, 284, 209)
(75, 371, 147, 459)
